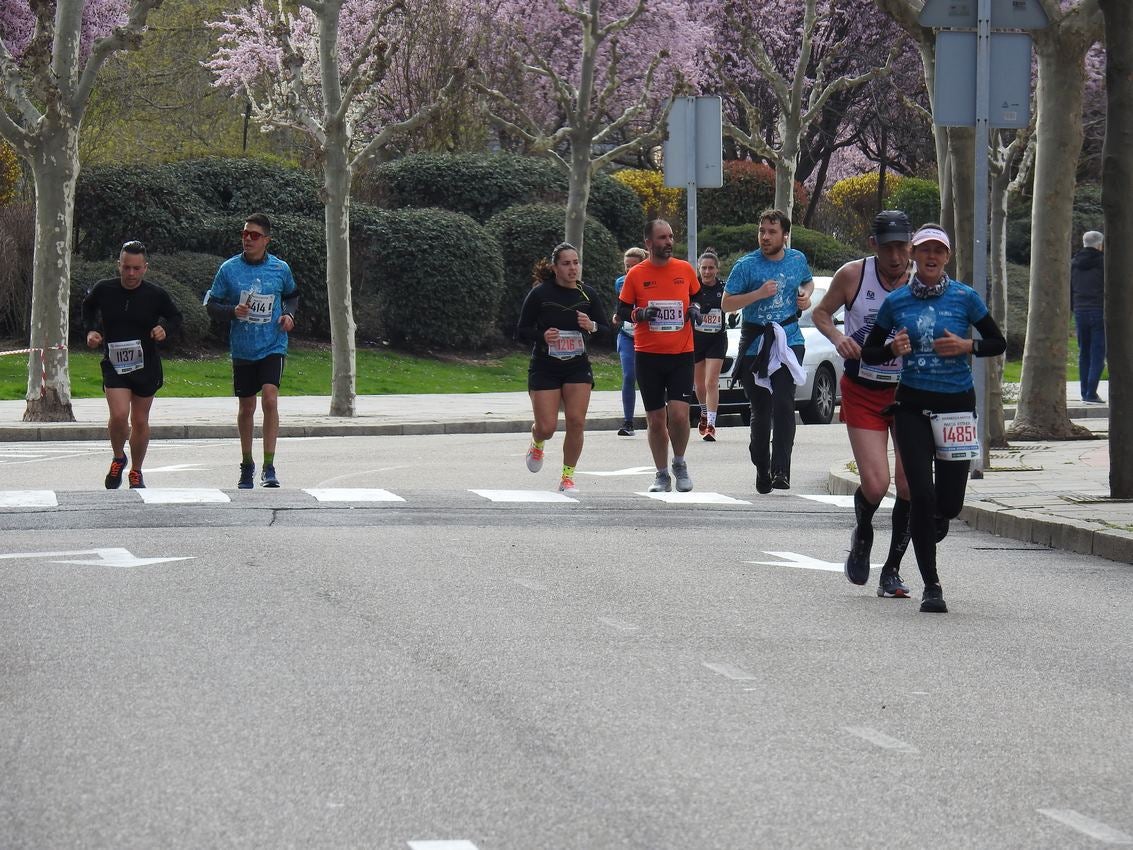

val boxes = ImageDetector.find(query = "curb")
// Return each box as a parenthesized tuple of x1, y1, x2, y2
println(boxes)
(826, 461, 1133, 567)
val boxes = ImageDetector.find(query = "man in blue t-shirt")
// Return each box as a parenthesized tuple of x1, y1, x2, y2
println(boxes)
(206, 213, 299, 490)
(722, 209, 813, 493)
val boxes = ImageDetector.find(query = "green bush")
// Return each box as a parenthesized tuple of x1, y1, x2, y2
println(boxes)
(362, 152, 644, 248)
(696, 223, 858, 275)
(351, 207, 504, 350)
(884, 177, 940, 230)
(67, 257, 209, 353)
(169, 158, 323, 218)
(698, 161, 808, 228)
(1005, 182, 1102, 265)
(148, 251, 231, 343)
(485, 202, 621, 337)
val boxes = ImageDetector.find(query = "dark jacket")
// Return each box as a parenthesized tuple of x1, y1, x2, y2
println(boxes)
(1070, 247, 1104, 311)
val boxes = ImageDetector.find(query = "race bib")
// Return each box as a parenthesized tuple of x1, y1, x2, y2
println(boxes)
(241, 290, 276, 324)
(107, 339, 144, 375)
(929, 410, 980, 461)
(859, 357, 902, 383)
(647, 299, 684, 332)
(548, 330, 586, 360)
(694, 308, 723, 333)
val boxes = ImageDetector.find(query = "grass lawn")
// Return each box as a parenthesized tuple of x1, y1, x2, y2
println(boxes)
(0, 342, 625, 400)
(1002, 336, 1107, 385)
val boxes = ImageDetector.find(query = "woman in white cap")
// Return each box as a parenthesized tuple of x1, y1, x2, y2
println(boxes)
(860, 223, 1006, 613)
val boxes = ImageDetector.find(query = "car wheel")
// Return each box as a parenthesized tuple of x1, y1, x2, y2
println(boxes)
(799, 365, 836, 424)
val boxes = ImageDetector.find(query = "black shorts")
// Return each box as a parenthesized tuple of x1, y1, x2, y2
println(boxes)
(233, 354, 286, 398)
(693, 331, 727, 363)
(635, 351, 695, 411)
(528, 356, 594, 391)
(101, 360, 162, 397)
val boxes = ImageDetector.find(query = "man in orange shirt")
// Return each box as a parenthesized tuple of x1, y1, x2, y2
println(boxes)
(615, 220, 701, 492)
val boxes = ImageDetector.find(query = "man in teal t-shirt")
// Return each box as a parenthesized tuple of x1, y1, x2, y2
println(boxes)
(206, 213, 299, 490)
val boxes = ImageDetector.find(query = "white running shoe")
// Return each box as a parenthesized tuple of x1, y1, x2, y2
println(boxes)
(648, 471, 672, 493)
(525, 443, 544, 473)
(558, 476, 577, 493)
(671, 459, 693, 492)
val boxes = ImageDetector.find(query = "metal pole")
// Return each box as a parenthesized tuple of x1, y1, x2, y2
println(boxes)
(685, 97, 698, 265)
(971, 0, 991, 478)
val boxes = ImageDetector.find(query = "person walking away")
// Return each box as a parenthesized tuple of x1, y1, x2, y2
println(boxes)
(813, 210, 915, 598)
(82, 240, 183, 490)
(861, 224, 1006, 613)
(516, 242, 609, 493)
(205, 213, 299, 489)
(1070, 230, 1106, 403)
(612, 247, 648, 435)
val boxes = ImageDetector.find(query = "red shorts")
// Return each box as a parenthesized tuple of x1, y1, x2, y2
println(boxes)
(839, 374, 897, 431)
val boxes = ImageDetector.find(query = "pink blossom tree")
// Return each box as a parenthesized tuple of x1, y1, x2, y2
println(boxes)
(206, 0, 472, 416)
(0, 0, 164, 422)
(478, 0, 709, 255)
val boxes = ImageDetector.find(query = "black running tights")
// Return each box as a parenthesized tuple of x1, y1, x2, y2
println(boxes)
(892, 405, 970, 587)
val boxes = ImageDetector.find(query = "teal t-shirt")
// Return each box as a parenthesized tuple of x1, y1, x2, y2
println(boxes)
(724, 247, 811, 354)
(208, 253, 297, 362)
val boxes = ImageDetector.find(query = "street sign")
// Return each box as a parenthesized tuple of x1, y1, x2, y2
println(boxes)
(663, 96, 723, 189)
(933, 31, 1033, 128)
(918, 0, 1048, 29)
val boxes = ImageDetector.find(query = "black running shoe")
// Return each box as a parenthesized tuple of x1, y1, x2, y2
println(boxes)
(127, 469, 145, 489)
(844, 525, 872, 585)
(920, 584, 948, 613)
(756, 469, 772, 494)
(104, 455, 127, 490)
(877, 571, 910, 598)
(261, 465, 280, 488)
(238, 461, 256, 489)
(617, 421, 635, 436)
(771, 472, 790, 490)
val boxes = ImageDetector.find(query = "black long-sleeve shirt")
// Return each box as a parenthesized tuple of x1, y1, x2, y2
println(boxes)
(81, 278, 183, 366)
(515, 281, 609, 366)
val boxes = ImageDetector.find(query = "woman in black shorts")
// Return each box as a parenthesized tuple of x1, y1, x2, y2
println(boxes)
(515, 243, 609, 493)
(692, 249, 727, 441)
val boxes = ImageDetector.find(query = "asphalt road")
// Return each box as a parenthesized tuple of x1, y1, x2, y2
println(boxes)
(2, 426, 1131, 849)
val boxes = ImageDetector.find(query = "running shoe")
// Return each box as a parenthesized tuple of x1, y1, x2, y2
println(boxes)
(261, 465, 280, 488)
(877, 570, 910, 598)
(617, 421, 635, 437)
(844, 525, 872, 585)
(525, 443, 544, 473)
(756, 468, 772, 494)
(703, 424, 716, 442)
(671, 459, 693, 492)
(771, 472, 790, 490)
(127, 469, 145, 489)
(648, 470, 672, 493)
(558, 476, 577, 493)
(238, 461, 256, 489)
(698, 414, 708, 436)
(104, 455, 127, 490)
(920, 584, 948, 613)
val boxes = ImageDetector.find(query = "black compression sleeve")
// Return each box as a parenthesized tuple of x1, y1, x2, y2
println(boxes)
(971, 312, 1006, 357)
(861, 322, 894, 364)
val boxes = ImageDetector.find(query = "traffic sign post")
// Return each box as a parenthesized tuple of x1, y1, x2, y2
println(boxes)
(664, 96, 723, 264)
(920, 0, 1047, 476)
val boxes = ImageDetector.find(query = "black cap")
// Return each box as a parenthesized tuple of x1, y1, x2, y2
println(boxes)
(872, 210, 912, 244)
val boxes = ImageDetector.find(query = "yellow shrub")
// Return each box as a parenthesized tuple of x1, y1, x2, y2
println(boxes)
(612, 169, 682, 221)
(0, 144, 19, 206)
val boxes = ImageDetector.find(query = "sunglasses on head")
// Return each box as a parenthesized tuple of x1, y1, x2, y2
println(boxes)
(242, 229, 267, 241)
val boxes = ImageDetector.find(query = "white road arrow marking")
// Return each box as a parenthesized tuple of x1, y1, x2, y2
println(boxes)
(575, 466, 655, 477)
(799, 494, 896, 509)
(747, 551, 845, 572)
(0, 548, 194, 569)
(144, 464, 207, 473)
(1037, 810, 1133, 844)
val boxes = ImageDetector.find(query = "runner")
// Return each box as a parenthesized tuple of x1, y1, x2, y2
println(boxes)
(205, 213, 299, 489)
(813, 210, 915, 598)
(516, 242, 609, 493)
(612, 247, 648, 436)
(692, 248, 727, 442)
(615, 219, 700, 493)
(861, 223, 1006, 613)
(722, 209, 814, 492)
(81, 240, 183, 490)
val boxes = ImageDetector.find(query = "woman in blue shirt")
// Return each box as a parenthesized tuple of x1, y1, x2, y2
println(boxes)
(861, 224, 1006, 614)
(612, 247, 648, 436)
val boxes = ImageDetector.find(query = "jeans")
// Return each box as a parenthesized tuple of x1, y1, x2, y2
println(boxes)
(616, 331, 636, 421)
(740, 344, 805, 478)
(1074, 308, 1106, 400)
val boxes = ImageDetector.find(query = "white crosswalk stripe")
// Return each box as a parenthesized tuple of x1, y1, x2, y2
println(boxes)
(135, 489, 231, 504)
(639, 491, 751, 505)
(0, 490, 57, 508)
(470, 489, 578, 503)
(305, 488, 406, 502)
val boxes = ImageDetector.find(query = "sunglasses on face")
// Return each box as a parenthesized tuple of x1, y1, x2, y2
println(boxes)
(242, 230, 267, 241)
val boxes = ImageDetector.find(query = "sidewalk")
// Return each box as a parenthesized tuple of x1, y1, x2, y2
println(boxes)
(1, 384, 1128, 566)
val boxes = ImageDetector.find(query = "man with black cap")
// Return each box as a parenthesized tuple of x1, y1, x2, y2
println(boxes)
(813, 210, 914, 599)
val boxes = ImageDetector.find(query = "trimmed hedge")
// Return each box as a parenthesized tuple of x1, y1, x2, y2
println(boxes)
(169, 158, 323, 218)
(363, 152, 644, 248)
(883, 177, 940, 231)
(485, 202, 621, 336)
(697, 223, 859, 274)
(351, 207, 504, 350)
(697, 161, 809, 228)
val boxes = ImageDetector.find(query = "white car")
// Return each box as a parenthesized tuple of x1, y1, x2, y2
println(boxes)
(712, 278, 845, 425)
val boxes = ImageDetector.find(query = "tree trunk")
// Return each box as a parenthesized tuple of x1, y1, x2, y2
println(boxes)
(1100, 0, 1133, 495)
(324, 140, 357, 418)
(1010, 19, 1098, 440)
(23, 126, 78, 423)
(947, 126, 974, 282)
(565, 136, 593, 260)
(775, 113, 800, 221)
(987, 155, 1012, 448)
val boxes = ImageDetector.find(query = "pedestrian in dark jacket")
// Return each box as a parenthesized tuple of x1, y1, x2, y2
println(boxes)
(1070, 231, 1105, 403)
